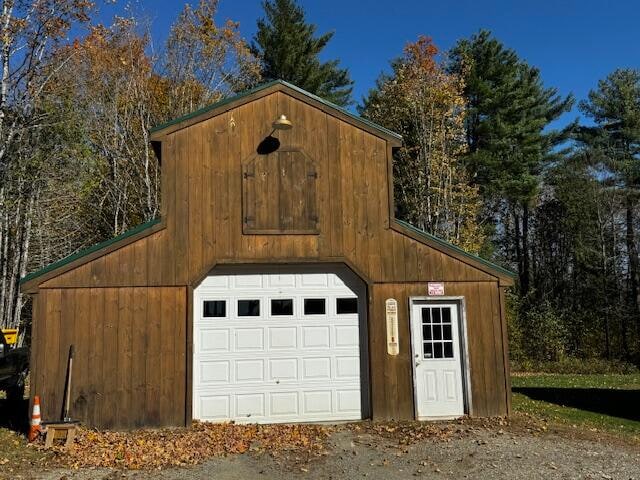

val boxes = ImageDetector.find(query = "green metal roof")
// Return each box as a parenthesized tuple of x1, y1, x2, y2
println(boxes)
(21, 215, 513, 286)
(20, 218, 161, 285)
(149, 79, 403, 141)
(395, 219, 516, 279)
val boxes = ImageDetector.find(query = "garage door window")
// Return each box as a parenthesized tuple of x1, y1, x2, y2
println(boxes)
(336, 297, 358, 314)
(304, 298, 326, 315)
(203, 300, 226, 317)
(238, 299, 260, 316)
(271, 299, 293, 316)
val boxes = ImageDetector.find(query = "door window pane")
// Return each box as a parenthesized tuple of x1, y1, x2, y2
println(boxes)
(423, 342, 433, 359)
(433, 342, 443, 359)
(336, 297, 358, 314)
(238, 299, 260, 316)
(422, 324, 432, 340)
(271, 299, 293, 316)
(442, 308, 451, 323)
(443, 342, 454, 358)
(443, 324, 452, 341)
(304, 298, 326, 315)
(432, 309, 441, 323)
(433, 325, 442, 340)
(203, 300, 226, 318)
(421, 308, 431, 323)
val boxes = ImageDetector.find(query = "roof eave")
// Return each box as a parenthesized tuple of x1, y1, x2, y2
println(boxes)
(392, 219, 516, 286)
(20, 218, 164, 293)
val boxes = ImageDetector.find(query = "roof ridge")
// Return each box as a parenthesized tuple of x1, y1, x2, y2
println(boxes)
(149, 79, 403, 141)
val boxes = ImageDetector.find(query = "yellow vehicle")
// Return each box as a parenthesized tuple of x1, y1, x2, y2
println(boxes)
(0, 328, 28, 402)
(1, 328, 18, 345)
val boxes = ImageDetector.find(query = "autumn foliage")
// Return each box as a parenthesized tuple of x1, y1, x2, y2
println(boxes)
(362, 37, 484, 253)
(45, 422, 333, 470)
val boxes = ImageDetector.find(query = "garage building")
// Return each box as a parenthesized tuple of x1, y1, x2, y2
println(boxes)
(21, 80, 515, 429)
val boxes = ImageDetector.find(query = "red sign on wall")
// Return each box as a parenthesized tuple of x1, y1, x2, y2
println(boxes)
(428, 282, 445, 296)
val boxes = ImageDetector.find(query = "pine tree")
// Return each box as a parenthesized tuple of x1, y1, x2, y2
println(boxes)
(251, 0, 353, 106)
(578, 69, 640, 355)
(449, 30, 573, 293)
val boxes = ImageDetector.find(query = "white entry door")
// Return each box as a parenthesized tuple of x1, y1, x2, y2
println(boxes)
(193, 272, 363, 423)
(411, 302, 465, 419)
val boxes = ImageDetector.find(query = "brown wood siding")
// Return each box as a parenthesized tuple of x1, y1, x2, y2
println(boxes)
(369, 282, 509, 420)
(40, 92, 496, 290)
(31, 287, 186, 429)
(28, 86, 511, 427)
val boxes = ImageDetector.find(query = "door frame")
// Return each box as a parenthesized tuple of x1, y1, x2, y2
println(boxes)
(408, 296, 473, 419)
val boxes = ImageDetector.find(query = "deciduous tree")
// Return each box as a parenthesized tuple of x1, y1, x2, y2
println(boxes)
(0, 0, 94, 335)
(362, 37, 484, 252)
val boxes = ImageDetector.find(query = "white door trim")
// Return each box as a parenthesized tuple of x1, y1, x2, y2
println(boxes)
(408, 296, 473, 418)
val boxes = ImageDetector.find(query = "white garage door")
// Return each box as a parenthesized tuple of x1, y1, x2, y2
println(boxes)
(193, 272, 363, 423)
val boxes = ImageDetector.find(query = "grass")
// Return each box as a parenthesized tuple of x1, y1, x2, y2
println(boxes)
(512, 373, 640, 440)
(0, 427, 49, 477)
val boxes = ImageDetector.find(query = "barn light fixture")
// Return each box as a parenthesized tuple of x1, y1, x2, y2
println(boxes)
(272, 114, 293, 130)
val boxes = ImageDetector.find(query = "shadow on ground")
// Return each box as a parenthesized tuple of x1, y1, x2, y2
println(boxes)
(513, 387, 640, 421)
(0, 398, 29, 433)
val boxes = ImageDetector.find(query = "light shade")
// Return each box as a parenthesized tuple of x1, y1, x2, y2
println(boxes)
(272, 114, 293, 130)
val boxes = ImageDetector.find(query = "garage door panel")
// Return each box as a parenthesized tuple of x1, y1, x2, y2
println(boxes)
(194, 272, 363, 423)
(302, 357, 331, 380)
(303, 390, 333, 414)
(235, 328, 264, 350)
(199, 328, 230, 352)
(200, 395, 230, 419)
(233, 275, 263, 288)
(335, 325, 359, 347)
(235, 359, 265, 382)
(337, 389, 361, 413)
(335, 356, 359, 379)
(302, 326, 330, 348)
(298, 273, 329, 287)
(236, 393, 265, 418)
(200, 360, 231, 384)
(270, 392, 299, 416)
(201, 275, 230, 289)
(268, 358, 298, 381)
(266, 274, 296, 288)
(268, 327, 297, 349)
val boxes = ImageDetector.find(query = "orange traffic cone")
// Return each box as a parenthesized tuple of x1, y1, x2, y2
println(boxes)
(28, 395, 42, 442)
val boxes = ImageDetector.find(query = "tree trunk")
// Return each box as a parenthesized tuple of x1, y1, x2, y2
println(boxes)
(625, 193, 640, 341)
(521, 201, 530, 295)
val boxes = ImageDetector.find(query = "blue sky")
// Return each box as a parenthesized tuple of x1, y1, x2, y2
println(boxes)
(101, 0, 639, 126)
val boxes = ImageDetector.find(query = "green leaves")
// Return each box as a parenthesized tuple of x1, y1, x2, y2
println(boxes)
(251, 0, 353, 106)
(361, 36, 485, 253)
(450, 30, 574, 204)
(578, 69, 640, 187)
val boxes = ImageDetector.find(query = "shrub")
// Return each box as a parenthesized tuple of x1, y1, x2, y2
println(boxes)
(511, 357, 639, 374)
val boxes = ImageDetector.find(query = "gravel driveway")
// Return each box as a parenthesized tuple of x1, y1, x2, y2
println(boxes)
(21, 424, 640, 480)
